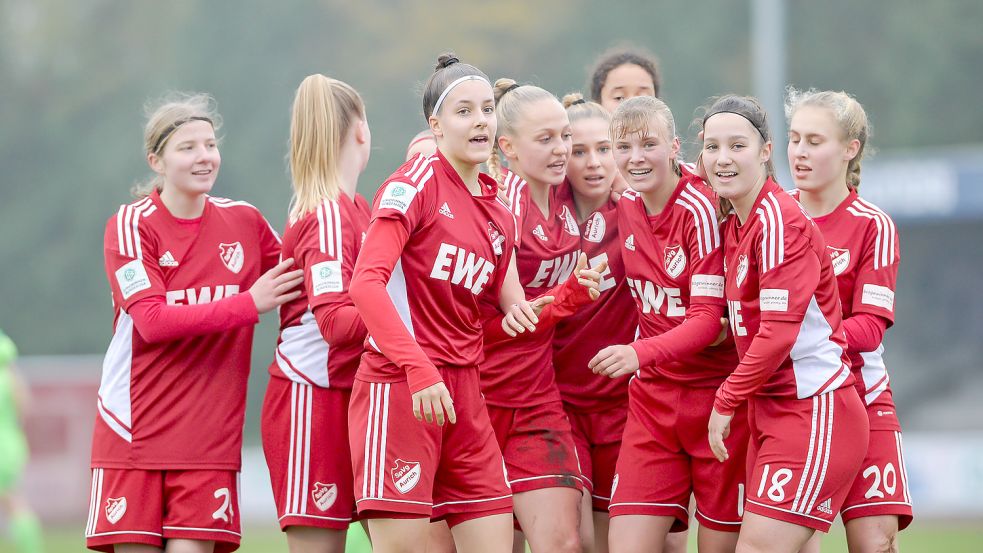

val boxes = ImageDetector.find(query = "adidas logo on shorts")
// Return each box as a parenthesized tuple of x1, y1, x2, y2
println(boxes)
(816, 498, 833, 515)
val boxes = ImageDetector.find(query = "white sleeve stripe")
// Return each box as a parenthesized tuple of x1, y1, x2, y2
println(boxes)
(408, 155, 435, 183)
(324, 200, 335, 258)
(128, 199, 153, 261)
(116, 205, 127, 256)
(404, 153, 426, 177)
(675, 199, 706, 258)
(850, 199, 897, 270)
(678, 187, 716, 257)
(769, 193, 785, 268)
(756, 209, 769, 272)
(685, 184, 721, 249)
(761, 202, 777, 272)
(416, 167, 434, 191)
(332, 200, 343, 264)
(316, 204, 327, 254)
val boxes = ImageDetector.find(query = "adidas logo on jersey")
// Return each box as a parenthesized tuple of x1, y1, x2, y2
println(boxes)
(439, 202, 455, 219)
(533, 224, 548, 242)
(816, 498, 833, 515)
(158, 251, 179, 267)
(105, 497, 127, 524)
(625, 234, 636, 251)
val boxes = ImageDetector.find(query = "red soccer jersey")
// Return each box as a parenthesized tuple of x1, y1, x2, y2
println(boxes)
(94, 190, 280, 469)
(552, 180, 636, 411)
(720, 178, 853, 403)
(794, 190, 901, 431)
(354, 152, 517, 386)
(479, 170, 584, 408)
(618, 171, 737, 386)
(269, 193, 371, 389)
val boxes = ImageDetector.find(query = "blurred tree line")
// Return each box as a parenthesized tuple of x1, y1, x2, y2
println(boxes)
(2, 0, 981, 358)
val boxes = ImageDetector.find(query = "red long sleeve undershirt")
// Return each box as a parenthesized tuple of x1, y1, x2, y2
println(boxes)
(714, 318, 799, 416)
(349, 218, 443, 394)
(127, 292, 259, 344)
(630, 303, 725, 371)
(313, 304, 367, 348)
(483, 267, 596, 343)
(842, 312, 887, 353)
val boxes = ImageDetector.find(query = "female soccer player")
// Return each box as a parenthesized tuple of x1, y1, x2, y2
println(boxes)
(588, 47, 661, 114)
(590, 96, 744, 553)
(481, 79, 593, 553)
(87, 93, 303, 553)
(553, 93, 637, 553)
(261, 74, 372, 553)
(786, 88, 911, 553)
(346, 53, 521, 553)
(702, 95, 869, 553)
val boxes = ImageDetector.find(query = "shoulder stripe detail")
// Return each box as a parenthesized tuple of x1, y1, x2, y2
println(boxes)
(209, 196, 282, 244)
(846, 199, 897, 270)
(756, 192, 785, 273)
(316, 200, 344, 260)
(677, 184, 721, 258)
(503, 171, 524, 217)
(404, 153, 428, 179)
(118, 197, 154, 259)
(405, 155, 437, 191)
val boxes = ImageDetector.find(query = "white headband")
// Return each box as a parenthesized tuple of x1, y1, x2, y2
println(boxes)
(431, 75, 490, 117)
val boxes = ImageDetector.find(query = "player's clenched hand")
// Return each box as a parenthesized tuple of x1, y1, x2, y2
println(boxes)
(710, 318, 729, 347)
(589, 344, 639, 378)
(249, 258, 304, 314)
(708, 408, 733, 462)
(575, 253, 607, 301)
(502, 296, 554, 337)
(412, 382, 456, 426)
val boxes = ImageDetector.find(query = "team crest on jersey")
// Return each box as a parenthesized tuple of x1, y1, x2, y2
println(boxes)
(533, 224, 549, 242)
(584, 212, 606, 243)
(391, 459, 422, 494)
(624, 234, 636, 252)
(218, 242, 245, 274)
(105, 497, 127, 524)
(735, 255, 749, 288)
(312, 482, 338, 511)
(664, 245, 686, 279)
(828, 247, 850, 276)
(488, 222, 505, 256)
(560, 205, 580, 236)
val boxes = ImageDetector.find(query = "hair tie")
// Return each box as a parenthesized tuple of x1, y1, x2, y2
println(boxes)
(152, 116, 213, 154)
(503, 83, 521, 95)
(571, 98, 587, 106)
(441, 56, 460, 68)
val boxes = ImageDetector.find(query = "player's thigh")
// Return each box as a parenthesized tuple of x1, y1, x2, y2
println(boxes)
(513, 486, 583, 552)
(735, 511, 813, 553)
(608, 514, 675, 553)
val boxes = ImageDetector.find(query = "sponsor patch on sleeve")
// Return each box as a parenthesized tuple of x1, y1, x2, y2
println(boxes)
(861, 284, 895, 311)
(691, 274, 725, 298)
(760, 288, 790, 312)
(378, 181, 418, 214)
(311, 260, 343, 295)
(115, 259, 151, 300)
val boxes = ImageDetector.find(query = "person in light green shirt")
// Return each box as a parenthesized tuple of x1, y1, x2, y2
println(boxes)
(0, 329, 43, 553)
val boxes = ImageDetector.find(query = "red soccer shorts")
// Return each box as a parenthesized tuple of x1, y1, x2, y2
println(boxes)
(261, 377, 356, 530)
(487, 400, 584, 494)
(85, 468, 241, 552)
(609, 377, 747, 532)
(348, 367, 512, 524)
(565, 402, 626, 511)
(840, 429, 913, 529)
(744, 387, 869, 532)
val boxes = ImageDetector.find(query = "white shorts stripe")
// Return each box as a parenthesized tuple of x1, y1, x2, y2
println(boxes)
(376, 383, 391, 499)
(791, 395, 820, 512)
(805, 393, 834, 513)
(432, 494, 513, 508)
(361, 382, 376, 500)
(895, 431, 911, 504)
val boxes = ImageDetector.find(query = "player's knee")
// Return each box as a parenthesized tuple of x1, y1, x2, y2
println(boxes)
(865, 530, 898, 553)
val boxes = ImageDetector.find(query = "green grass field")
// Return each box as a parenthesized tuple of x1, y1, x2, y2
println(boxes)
(32, 521, 983, 552)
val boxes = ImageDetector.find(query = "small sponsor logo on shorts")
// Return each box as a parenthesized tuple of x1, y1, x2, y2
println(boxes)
(391, 459, 422, 494)
(816, 498, 833, 515)
(105, 497, 127, 524)
(312, 482, 338, 511)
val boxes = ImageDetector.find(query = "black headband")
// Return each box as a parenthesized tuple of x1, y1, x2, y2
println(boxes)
(152, 116, 213, 153)
(703, 110, 768, 141)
